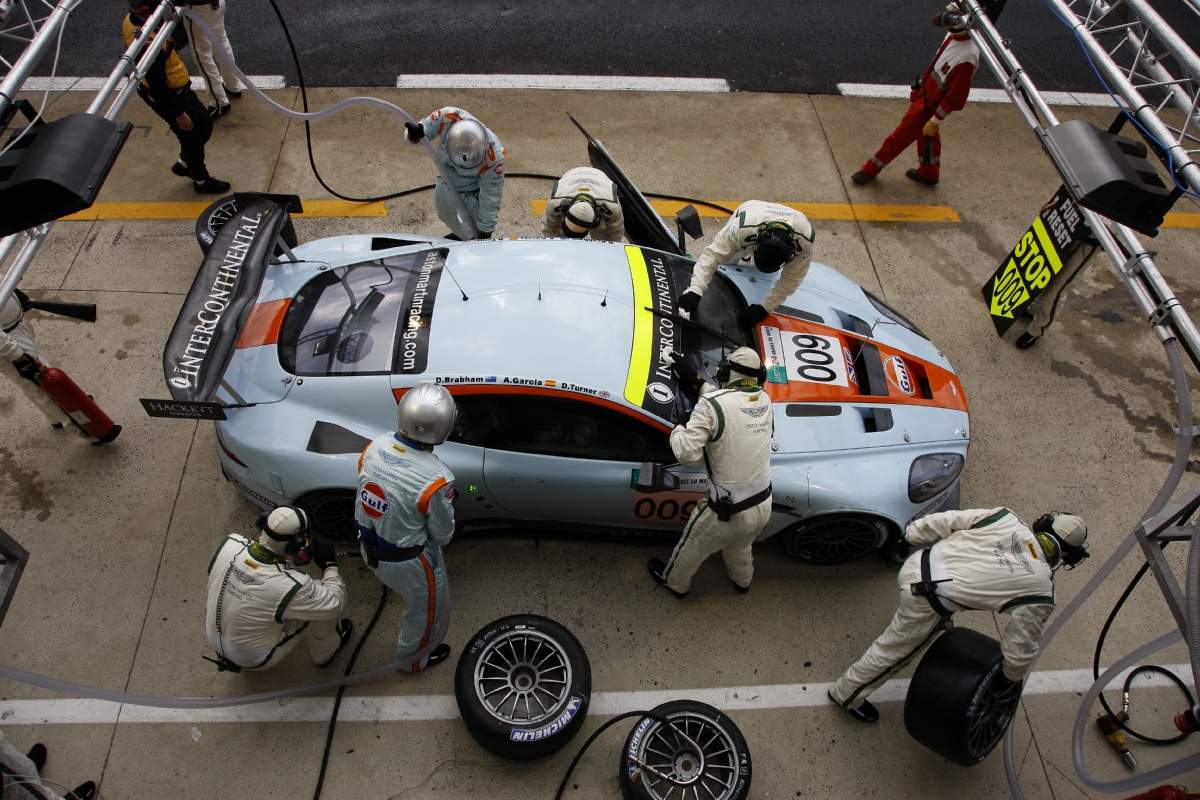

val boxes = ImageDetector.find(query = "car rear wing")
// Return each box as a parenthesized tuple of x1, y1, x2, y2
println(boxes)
(162, 196, 294, 403)
(567, 113, 684, 256)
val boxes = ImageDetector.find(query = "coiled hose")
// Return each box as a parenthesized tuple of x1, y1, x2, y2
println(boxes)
(1005, 337, 1195, 798)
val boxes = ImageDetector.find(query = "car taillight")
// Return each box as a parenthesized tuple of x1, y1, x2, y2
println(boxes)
(215, 426, 248, 468)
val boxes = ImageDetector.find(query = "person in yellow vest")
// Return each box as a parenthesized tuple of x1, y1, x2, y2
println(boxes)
(124, 0, 230, 194)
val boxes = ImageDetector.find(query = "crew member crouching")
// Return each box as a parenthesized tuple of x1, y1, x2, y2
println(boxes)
(205, 506, 352, 672)
(541, 166, 624, 241)
(648, 347, 774, 597)
(829, 508, 1087, 722)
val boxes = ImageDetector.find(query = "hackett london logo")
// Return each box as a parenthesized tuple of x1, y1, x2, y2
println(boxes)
(169, 212, 261, 390)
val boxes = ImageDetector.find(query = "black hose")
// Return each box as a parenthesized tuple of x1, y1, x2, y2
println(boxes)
(313, 584, 390, 800)
(1093, 549, 1195, 745)
(552, 710, 666, 800)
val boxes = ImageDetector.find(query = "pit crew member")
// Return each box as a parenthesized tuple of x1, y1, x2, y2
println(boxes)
(0, 731, 97, 800)
(356, 382, 456, 671)
(125, 0, 231, 193)
(648, 347, 774, 597)
(829, 509, 1087, 723)
(205, 507, 352, 671)
(676, 200, 815, 326)
(404, 107, 505, 240)
(181, 0, 247, 118)
(541, 166, 625, 241)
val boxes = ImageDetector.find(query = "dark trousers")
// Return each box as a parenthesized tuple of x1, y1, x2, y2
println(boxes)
(142, 86, 213, 181)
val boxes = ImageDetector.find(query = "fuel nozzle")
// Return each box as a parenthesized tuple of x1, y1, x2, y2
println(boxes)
(1174, 703, 1200, 734)
(933, 10, 971, 28)
(1097, 713, 1137, 770)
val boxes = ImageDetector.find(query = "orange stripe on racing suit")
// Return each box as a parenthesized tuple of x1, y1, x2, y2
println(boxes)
(413, 553, 437, 671)
(418, 477, 450, 515)
(357, 444, 371, 473)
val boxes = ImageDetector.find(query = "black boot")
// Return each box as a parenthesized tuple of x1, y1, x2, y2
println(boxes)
(905, 168, 939, 186)
(850, 170, 874, 185)
(315, 619, 354, 668)
(171, 160, 189, 177)
(26, 743, 46, 772)
(1015, 332, 1039, 349)
(195, 177, 232, 194)
(647, 559, 688, 599)
(425, 643, 451, 667)
(66, 781, 96, 800)
(830, 690, 879, 723)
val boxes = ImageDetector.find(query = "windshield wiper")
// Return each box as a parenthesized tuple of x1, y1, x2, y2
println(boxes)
(643, 306, 744, 349)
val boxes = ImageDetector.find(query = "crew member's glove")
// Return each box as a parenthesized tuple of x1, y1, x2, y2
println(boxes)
(745, 304, 769, 325)
(922, 119, 940, 137)
(677, 291, 702, 315)
(475, 230, 493, 239)
(311, 540, 338, 570)
(13, 354, 40, 382)
(665, 349, 704, 395)
(404, 122, 426, 142)
(993, 669, 1022, 694)
(879, 531, 912, 566)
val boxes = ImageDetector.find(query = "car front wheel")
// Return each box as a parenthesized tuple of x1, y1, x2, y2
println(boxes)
(780, 514, 889, 565)
(294, 488, 357, 544)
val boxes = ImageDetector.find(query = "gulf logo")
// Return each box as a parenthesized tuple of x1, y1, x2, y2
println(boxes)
(884, 355, 915, 396)
(360, 482, 390, 519)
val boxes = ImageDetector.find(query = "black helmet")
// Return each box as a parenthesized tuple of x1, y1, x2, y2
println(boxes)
(752, 227, 796, 273)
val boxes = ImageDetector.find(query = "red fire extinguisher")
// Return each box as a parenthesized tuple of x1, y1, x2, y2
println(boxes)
(37, 367, 121, 443)
(1123, 787, 1200, 800)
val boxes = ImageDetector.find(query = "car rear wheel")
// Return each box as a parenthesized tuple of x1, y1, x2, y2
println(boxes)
(294, 488, 357, 544)
(196, 195, 297, 255)
(780, 514, 888, 565)
(619, 700, 751, 800)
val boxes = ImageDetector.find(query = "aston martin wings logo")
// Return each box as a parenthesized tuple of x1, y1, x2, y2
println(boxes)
(740, 406, 768, 418)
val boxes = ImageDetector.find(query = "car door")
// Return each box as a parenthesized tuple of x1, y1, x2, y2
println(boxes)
(453, 393, 675, 527)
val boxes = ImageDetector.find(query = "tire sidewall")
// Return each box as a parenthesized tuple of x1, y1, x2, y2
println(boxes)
(455, 614, 591, 761)
(196, 195, 238, 253)
(619, 700, 751, 800)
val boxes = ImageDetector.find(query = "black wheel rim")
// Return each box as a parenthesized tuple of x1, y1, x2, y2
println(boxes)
(629, 711, 740, 800)
(305, 493, 356, 543)
(966, 675, 1022, 759)
(788, 517, 882, 564)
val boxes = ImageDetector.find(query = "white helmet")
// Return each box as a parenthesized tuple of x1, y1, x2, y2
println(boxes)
(0, 295, 22, 332)
(444, 119, 489, 170)
(398, 382, 457, 445)
(256, 505, 309, 556)
(716, 346, 766, 386)
(562, 199, 598, 238)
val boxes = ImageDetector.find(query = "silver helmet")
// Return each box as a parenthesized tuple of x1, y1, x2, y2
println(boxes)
(398, 382, 457, 445)
(444, 119, 488, 170)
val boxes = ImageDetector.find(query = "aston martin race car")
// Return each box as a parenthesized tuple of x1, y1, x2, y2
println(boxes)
(159, 129, 969, 565)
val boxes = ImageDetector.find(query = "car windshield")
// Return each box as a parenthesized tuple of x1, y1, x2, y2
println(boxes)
(279, 252, 430, 376)
(662, 255, 753, 414)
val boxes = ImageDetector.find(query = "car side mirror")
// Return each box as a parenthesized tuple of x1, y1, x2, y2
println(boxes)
(674, 205, 703, 254)
(637, 462, 680, 494)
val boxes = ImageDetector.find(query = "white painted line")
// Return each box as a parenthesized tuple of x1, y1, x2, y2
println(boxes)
(0, 664, 1188, 725)
(837, 82, 1123, 107)
(396, 74, 730, 92)
(16, 75, 286, 92)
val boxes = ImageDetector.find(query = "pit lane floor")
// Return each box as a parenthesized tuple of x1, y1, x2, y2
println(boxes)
(0, 87, 1198, 799)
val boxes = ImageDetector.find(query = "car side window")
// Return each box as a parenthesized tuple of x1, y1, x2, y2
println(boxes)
(449, 394, 673, 462)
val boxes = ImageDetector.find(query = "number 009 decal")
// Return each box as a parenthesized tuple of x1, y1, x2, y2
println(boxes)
(784, 333, 851, 387)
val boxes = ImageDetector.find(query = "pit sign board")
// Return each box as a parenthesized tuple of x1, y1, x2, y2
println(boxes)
(982, 186, 1091, 336)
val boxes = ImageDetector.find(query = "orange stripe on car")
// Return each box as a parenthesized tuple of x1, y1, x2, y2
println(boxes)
(236, 299, 291, 349)
(413, 553, 437, 671)
(389, 385, 671, 432)
(418, 477, 449, 514)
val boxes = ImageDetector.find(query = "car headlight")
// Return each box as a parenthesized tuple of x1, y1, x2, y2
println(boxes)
(908, 453, 964, 503)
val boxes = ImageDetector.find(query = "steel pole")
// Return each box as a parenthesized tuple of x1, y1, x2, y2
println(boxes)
(0, 0, 78, 109)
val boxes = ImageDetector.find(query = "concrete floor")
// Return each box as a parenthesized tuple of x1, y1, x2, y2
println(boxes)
(0, 87, 1198, 798)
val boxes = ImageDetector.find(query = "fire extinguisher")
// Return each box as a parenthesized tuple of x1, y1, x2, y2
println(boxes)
(1122, 787, 1200, 800)
(37, 367, 121, 443)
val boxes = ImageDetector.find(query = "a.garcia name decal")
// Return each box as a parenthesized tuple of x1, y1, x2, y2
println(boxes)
(760, 326, 850, 387)
(983, 185, 1091, 336)
(395, 249, 444, 374)
(509, 696, 585, 742)
(624, 246, 681, 421)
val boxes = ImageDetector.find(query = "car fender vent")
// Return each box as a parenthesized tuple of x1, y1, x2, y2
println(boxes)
(773, 305, 824, 325)
(0, 165, 15, 183)
(853, 342, 890, 396)
(836, 310, 873, 337)
(857, 407, 894, 432)
(785, 404, 842, 417)
(306, 420, 372, 454)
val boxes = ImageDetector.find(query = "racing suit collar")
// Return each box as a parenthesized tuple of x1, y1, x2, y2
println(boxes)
(723, 378, 762, 391)
(248, 541, 287, 565)
(394, 432, 434, 452)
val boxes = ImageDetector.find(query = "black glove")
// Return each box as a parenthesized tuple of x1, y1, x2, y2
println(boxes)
(745, 304, 769, 325)
(677, 291, 702, 315)
(879, 532, 912, 566)
(311, 540, 337, 570)
(13, 354, 39, 382)
(404, 122, 425, 142)
(993, 670, 1022, 695)
(667, 350, 704, 394)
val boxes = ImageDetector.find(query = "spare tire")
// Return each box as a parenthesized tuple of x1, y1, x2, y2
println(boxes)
(455, 615, 591, 760)
(903, 627, 1024, 766)
(196, 195, 297, 255)
(619, 700, 751, 800)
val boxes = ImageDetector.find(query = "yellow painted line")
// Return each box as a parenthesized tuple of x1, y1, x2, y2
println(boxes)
(623, 245, 654, 407)
(1162, 213, 1200, 229)
(58, 200, 387, 221)
(530, 199, 958, 223)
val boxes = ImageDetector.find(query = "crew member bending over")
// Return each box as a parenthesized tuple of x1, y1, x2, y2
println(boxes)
(541, 166, 624, 241)
(677, 201, 814, 325)
(829, 508, 1087, 723)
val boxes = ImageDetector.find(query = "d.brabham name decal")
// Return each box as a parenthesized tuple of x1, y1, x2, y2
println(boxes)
(163, 197, 291, 402)
(395, 250, 444, 375)
(982, 185, 1091, 336)
(624, 246, 681, 421)
(510, 696, 585, 742)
